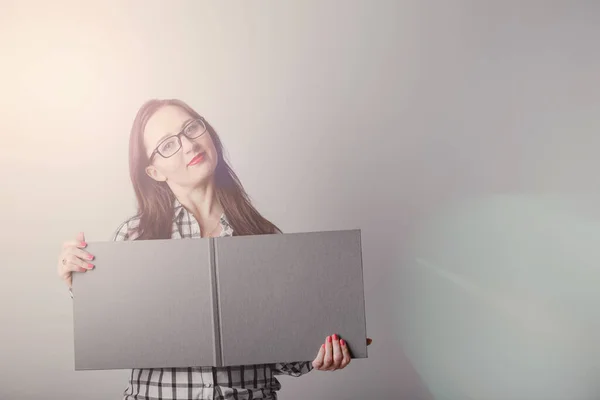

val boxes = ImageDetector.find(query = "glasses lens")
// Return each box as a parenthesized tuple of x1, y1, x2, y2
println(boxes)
(184, 119, 206, 138)
(158, 136, 181, 157)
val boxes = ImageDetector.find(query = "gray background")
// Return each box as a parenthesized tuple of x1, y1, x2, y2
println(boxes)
(1, 1, 600, 399)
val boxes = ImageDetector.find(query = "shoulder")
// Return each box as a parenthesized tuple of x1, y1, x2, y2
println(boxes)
(112, 215, 142, 241)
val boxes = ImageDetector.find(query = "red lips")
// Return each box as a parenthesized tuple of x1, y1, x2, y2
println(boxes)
(187, 153, 204, 166)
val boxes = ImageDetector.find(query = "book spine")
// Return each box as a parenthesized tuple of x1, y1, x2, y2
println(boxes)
(357, 229, 368, 358)
(209, 238, 223, 367)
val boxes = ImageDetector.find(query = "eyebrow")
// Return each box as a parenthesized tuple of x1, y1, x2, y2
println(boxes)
(156, 118, 194, 143)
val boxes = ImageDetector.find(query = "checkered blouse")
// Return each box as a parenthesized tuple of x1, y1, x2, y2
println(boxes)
(111, 200, 313, 399)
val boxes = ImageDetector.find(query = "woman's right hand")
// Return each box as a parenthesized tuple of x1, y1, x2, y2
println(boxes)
(57, 232, 95, 288)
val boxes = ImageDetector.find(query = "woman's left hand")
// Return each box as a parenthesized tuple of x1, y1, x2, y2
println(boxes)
(312, 334, 372, 371)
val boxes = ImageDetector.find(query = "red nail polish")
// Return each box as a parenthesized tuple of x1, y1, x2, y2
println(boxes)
(80, 241, 87, 247)
(322, 344, 325, 349)
(340, 339, 345, 346)
(88, 254, 94, 260)
(327, 336, 332, 343)
(333, 334, 338, 340)
(87, 263, 94, 269)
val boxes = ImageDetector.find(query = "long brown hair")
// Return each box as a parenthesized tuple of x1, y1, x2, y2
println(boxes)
(128, 98, 280, 239)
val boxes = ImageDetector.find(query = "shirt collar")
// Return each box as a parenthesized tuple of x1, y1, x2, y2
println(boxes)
(173, 198, 185, 222)
(172, 197, 231, 233)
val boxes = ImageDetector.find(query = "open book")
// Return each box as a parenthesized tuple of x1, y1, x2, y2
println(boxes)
(72, 229, 368, 370)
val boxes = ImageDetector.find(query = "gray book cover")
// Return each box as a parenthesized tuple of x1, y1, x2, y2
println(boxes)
(72, 229, 367, 370)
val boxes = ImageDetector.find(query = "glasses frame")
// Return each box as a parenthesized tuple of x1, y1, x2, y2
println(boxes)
(149, 117, 207, 161)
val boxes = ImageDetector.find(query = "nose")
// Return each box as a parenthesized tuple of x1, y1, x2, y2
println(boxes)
(180, 135, 200, 153)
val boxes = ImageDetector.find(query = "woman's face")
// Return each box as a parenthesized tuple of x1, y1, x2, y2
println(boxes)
(143, 105, 218, 188)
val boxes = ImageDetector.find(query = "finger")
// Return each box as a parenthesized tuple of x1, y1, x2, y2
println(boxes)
(63, 254, 94, 273)
(57, 254, 85, 279)
(60, 258, 91, 288)
(64, 272, 74, 288)
(323, 335, 333, 370)
(76, 231, 86, 244)
(312, 344, 325, 370)
(71, 247, 95, 262)
(331, 334, 343, 370)
(340, 339, 352, 368)
(62, 239, 87, 249)
(367, 338, 373, 346)
(58, 234, 91, 286)
(62, 270, 75, 289)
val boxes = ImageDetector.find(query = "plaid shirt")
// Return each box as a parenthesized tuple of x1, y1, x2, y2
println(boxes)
(110, 200, 313, 400)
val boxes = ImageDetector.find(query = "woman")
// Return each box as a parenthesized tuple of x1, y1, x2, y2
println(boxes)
(57, 98, 371, 399)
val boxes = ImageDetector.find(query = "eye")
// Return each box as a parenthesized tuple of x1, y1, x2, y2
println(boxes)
(185, 122, 198, 136)
(159, 137, 178, 153)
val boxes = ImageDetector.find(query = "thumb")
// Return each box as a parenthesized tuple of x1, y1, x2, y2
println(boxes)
(312, 343, 325, 369)
(76, 231, 86, 243)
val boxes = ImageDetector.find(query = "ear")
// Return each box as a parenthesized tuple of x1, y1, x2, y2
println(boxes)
(145, 165, 167, 182)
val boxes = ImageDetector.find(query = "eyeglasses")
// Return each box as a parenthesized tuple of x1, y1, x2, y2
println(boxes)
(149, 118, 207, 161)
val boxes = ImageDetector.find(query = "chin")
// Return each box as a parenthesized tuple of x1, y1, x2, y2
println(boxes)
(189, 164, 216, 186)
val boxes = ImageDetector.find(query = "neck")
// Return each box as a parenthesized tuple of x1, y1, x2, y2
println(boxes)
(171, 177, 223, 225)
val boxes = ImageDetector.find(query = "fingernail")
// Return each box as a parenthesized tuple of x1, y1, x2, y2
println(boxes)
(333, 334, 338, 340)
(87, 263, 94, 269)
(340, 339, 345, 346)
(87, 254, 94, 260)
(327, 336, 332, 343)
(322, 344, 325, 349)
(80, 241, 87, 247)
